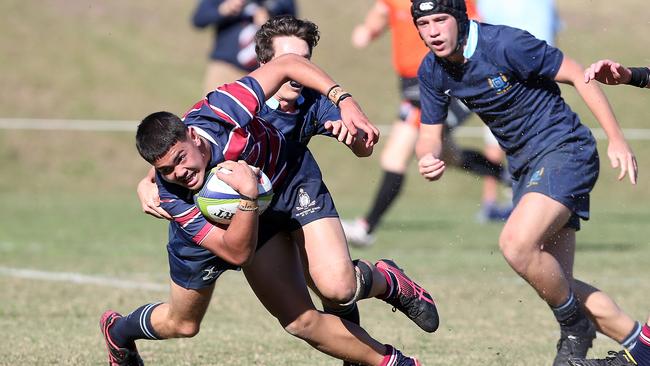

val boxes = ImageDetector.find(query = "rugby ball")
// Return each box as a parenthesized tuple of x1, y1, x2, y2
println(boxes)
(194, 166, 273, 225)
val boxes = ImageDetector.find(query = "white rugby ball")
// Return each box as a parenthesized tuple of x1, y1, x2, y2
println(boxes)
(194, 166, 273, 225)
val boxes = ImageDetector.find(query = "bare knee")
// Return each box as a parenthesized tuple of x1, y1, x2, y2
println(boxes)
(317, 272, 357, 304)
(283, 310, 321, 340)
(499, 231, 535, 275)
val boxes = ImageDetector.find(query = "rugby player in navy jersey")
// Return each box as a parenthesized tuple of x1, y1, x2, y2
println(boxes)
(134, 16, 436, 366)
(567, 60, 650, 366)
(101, 50, 435, 365)
(254, 16, 373, 156)
(409, 0, 641, 365)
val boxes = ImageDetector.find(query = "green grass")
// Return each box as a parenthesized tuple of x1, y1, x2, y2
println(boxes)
(1, 130, 649, 365)
(1, 0, 649, 365)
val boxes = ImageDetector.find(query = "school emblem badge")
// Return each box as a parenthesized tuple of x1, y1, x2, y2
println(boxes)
(295, 187, 320, 217)
(488, 73, 512, 95)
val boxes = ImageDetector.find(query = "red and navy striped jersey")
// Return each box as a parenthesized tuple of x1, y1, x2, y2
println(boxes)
(157, 76, 288, 246)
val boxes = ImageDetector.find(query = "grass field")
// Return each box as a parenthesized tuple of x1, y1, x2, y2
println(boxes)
(1, 0, 649, 365)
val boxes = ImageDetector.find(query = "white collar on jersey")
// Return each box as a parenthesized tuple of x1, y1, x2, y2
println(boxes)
(463, 20, 479, 59)
(190, 126, 219, 148)
(265, 94, 305, 110)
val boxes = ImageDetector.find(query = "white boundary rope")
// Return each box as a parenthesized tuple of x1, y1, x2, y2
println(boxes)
(2, 118, 650, 140)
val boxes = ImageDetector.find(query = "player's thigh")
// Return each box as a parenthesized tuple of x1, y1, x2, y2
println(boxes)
(167, 280, 215, 324)
(292, 218, 356, 298)
(243, 232, 315, 326)
(501, 192, 572, 252)
(380, 121, 418, 172)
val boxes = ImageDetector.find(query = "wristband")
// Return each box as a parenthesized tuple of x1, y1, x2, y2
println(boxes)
(239, 194, 257, 202)
(628, 67, 650, 88)
(327, 85, 349, 106)
(326, 84, 340, 99)
(237, 200, 259, 212)
(335, 93, 352, 107)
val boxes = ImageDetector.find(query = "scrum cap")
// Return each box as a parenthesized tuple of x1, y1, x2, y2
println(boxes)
(410, 0, 468, 23)
(410, 0, 470, 48)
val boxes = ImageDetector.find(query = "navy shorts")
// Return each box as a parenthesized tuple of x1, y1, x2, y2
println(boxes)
(511, 140, 599, 230)
(257, 146, 339, 245)
(167, 144, 337, 290)
(167, 225, 239, 290)
(398, 78, 470, 129)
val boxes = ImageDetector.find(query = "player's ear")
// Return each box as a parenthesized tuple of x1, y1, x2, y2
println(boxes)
(188, 128, 201, 146)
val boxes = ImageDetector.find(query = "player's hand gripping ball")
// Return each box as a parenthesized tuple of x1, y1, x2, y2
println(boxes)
(194, 165, 273, 224)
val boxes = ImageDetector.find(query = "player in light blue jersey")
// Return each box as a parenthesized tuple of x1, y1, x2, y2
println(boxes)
(410, 0, 640, 365)
(477, 0, 559, 47)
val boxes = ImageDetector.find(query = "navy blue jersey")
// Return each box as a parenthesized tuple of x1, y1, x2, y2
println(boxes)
(157, 76, 289, 245)
(418, 21, 594, 176)
(259, 88, 340, 145)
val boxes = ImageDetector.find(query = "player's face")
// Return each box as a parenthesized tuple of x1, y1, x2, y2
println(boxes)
(270, 36, 311, 105)
(415, 13, 459, 59)
(153, 129, 208, 191)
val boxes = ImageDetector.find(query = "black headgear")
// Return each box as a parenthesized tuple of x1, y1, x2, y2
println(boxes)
(410, 0, 469, 48)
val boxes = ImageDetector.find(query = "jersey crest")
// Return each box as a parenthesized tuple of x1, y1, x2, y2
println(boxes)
(488, 73, 512, 95)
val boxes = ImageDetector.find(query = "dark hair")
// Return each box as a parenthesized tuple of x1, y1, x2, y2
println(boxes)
(136, 111, 187, 164)
(255, 15, 320, 64)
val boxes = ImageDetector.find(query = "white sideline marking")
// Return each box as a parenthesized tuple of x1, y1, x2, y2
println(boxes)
(0, 266, 167, 292)
(2, 265, 645, 294)
(2, 117, 650, 140)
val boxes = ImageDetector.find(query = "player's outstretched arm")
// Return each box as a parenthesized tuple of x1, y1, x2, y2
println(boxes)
(584, 59, 631, 85)
(416, 123, 446, 181)
(137, 167, 172, 220)
(585, 59, 650, 89)
(556, 56, 638, 184)
(249, 54, 380, 147)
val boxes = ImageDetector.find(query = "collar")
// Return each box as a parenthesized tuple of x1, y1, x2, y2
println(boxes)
(265, 94, 305, 110)
(190, 126, 217, 146)
(463, 20, 478, 59)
